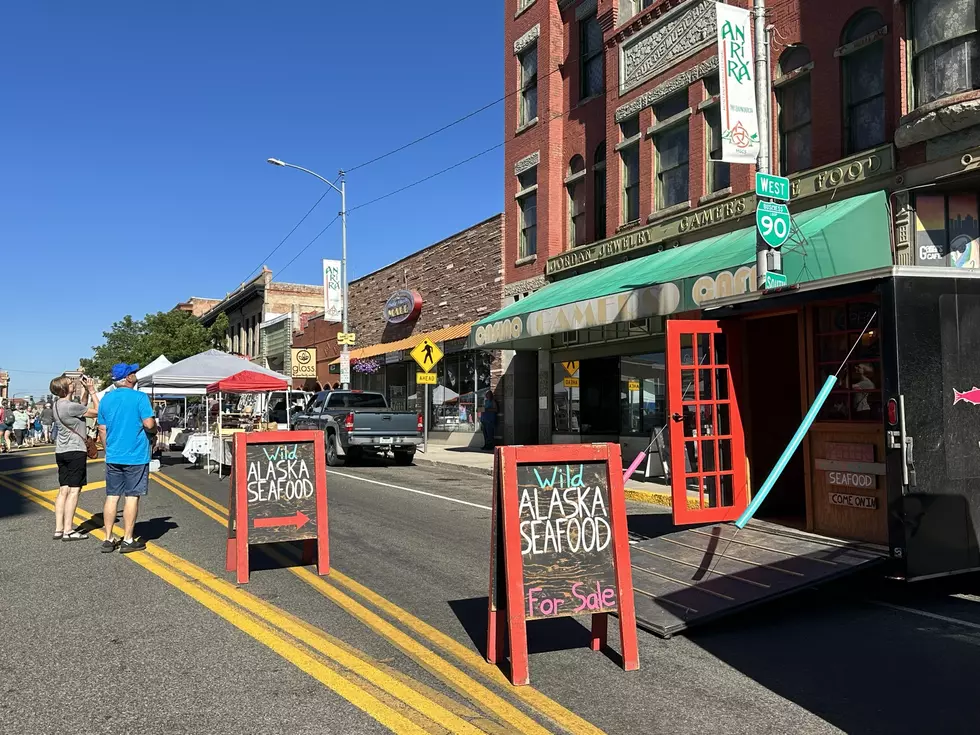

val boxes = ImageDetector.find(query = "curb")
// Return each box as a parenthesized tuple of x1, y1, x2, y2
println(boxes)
(412, 455, 493, 477)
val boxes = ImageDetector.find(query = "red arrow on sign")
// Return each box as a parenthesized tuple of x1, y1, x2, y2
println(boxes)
(253, 510, 310, 530)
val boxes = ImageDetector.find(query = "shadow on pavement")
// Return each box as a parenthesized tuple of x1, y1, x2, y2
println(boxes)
(0, 451, 40, 519)
(686, 573, 980, 734)
(77, 513, 179, 542)
(449, 596, 607, 664)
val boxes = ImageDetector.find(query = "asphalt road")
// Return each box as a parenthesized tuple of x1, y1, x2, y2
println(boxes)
(2, 446, 980, 734)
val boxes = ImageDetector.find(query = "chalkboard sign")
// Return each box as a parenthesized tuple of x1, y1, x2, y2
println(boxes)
(244, 440, 318, 545)
(226, 431, 329, 584)
(517, 462, 617, 620)
(486, 443, 638, 686)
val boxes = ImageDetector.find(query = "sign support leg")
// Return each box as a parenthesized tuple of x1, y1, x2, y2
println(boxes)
(500, 448, 530, 685)
(590, 613, 608, 652)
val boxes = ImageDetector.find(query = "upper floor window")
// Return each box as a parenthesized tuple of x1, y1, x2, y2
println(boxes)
(777, 45, 813, 174)
(519, 45, 538, 127)
(580, 14, 604, 100)
(567, 156, 587, 248)
(912, 0, 980, 107)
(517, 168, 538, 258)
(620, 0, 654, 25)
(594, 143, 607, 240)
(842, 10, 886, 154)
(653, 92, 690, 209)
(620, 117, 641, 223)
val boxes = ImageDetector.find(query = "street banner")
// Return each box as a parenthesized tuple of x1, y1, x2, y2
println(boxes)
(716, 3, 760, 163)
(322, 259, 343, 323)
(226, 431, 329, 584)
(486, 443, 639, 685)
(290, 347, 316, 379)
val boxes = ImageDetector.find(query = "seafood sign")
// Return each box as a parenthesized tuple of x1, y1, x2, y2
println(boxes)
(953, 387, 980, 406)
(516, 462, 618, 620)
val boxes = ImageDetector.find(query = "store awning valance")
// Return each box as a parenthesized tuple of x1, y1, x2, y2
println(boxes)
(328, 321, 476, 365)
(470, 190, 892, 348)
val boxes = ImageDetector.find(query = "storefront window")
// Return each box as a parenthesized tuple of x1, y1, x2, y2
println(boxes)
(386, 362, 407, 411)
(431, 350, 492, 431)
(620, 354, 667, 436)
(552, 361, 581, 433)
(552, 357, 619, 434)
(814, 301, 882, 422)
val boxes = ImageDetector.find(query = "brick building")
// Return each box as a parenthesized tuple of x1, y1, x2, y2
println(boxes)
(196, 267, 323, 375)
(294, 214, 505, 446)
(470, 0, 980, 557)
(174, 297, 223, 318)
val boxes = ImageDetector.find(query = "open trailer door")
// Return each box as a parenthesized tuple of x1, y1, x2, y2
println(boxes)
(666, 319, 748, 525)
(628, 319, 886, 638)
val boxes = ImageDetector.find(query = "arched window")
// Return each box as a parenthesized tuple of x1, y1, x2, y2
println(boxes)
(777, 45, 812, 174)
(566, 155, 587, 248)
(593, 144, 607, 240)
(911, 0, 980, 107)
(842, 10, 886, 154)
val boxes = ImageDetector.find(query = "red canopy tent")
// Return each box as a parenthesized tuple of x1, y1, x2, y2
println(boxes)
(206, 370, 288, 394)
(205, 370, 291, 478)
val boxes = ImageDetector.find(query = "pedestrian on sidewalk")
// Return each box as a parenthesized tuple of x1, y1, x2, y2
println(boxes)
(51, 374, 100, 541)
(97, 363, 157, 554)
(481, 389, 497, 451)
(40, 402, 54, 443)
(0, 401, 11, 452)
(11, 405, 29, 447)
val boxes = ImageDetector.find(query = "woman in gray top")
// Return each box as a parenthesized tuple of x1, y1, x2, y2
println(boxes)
(50, 374, 100, 541)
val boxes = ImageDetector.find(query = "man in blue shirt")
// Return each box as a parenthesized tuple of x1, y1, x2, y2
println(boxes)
(97, 363, 157, 553)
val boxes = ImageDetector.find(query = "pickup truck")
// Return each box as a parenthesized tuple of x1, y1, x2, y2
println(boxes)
(293, 390, 423, 467)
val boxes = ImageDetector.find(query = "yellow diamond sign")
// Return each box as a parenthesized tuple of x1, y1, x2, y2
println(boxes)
(562, 361, 579, 376)
(410, 337, 443, 372)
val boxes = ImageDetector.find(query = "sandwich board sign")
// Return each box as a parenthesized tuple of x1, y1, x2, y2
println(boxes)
(486, 443, 639, 685)
(226, 430, 329, 584)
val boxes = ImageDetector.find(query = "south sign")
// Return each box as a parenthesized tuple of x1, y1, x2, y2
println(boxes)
(383, 289, 423, 324)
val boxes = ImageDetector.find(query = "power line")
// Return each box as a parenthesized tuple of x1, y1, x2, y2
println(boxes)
(275, 214, 341, 279)
(242, 188, 330, 283)
(348, 106, 569, 214)
(348, 140, 506, 213)
(345, 64, 567, 173)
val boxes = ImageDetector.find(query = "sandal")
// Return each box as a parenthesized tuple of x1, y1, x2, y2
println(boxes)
(62, 529, 89, 541)
(53, 531, 63, 540)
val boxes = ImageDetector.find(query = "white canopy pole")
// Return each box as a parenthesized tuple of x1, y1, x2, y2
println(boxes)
(205, 393, 211, 474)
(286, 388, 291, 429)
(218, 390, 223, 480)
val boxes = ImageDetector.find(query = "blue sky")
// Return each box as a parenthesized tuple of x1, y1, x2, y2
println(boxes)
(1, 1, 503, 397)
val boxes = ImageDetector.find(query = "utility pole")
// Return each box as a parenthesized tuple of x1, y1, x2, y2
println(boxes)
(339, 172, 350, 390)
(753, 0, 774, 288)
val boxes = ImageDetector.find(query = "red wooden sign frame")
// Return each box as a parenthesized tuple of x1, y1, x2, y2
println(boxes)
(486, 443, 639, 686)
(225, 430, 329, 584)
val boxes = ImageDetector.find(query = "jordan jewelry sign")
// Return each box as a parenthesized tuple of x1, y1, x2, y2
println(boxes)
(716, 3, 760, 163)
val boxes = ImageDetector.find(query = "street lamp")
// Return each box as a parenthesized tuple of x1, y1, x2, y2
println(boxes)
(267, 157, 350, 389)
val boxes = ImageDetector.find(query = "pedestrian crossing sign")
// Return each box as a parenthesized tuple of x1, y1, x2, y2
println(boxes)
(410, 337, 443, 373)
(562, 361, 579, 376)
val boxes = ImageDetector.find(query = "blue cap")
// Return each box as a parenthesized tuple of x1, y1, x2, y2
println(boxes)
(111, 363, 140, 381)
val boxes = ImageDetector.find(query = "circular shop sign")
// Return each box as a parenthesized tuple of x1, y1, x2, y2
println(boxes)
(383, 289, 423, 324)
(295, 349, 313, 365)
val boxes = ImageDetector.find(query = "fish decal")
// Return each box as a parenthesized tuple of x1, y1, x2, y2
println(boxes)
(953, 387, 980, 405)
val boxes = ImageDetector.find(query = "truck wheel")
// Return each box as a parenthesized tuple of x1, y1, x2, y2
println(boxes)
(393, 450, 415, 466)
(326, 435, 343, 467)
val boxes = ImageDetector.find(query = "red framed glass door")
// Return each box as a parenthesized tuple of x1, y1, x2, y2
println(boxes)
(666, 319, 748, 525)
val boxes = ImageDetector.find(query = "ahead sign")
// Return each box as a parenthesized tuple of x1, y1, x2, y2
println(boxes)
(756, 201, 791, 249)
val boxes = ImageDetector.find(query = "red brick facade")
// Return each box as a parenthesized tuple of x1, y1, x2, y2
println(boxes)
(292, 214, 504, 389)
(503, 0, 901, 288)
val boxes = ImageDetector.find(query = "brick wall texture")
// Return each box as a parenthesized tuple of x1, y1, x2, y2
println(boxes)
(346, 214, 504, 346)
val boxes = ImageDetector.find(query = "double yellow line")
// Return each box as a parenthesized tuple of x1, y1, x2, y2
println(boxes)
(152, 472, 604, 735)
(0, 473, 501, 734)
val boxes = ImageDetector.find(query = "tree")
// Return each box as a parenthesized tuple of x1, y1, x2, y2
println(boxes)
(80, 310, 228, 384)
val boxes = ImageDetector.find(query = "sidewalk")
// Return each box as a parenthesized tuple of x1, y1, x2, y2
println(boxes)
(414, 444, 674, 508)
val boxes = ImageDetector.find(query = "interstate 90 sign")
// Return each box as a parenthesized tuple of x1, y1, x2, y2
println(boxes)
(486, 443, 639, 686)
(226, 431, 329, 584)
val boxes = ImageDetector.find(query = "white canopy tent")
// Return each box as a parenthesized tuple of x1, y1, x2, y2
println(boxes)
(138, 350, 288, 390)
(140, 350, 290, 472)
(98, 355, 174, 399)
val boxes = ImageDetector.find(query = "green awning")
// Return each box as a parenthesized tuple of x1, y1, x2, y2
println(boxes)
(471, 190, 892, 348)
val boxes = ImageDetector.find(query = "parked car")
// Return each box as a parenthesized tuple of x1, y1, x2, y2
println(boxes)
(264, 390, 313, 428)
(293, 390, 422, 466)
